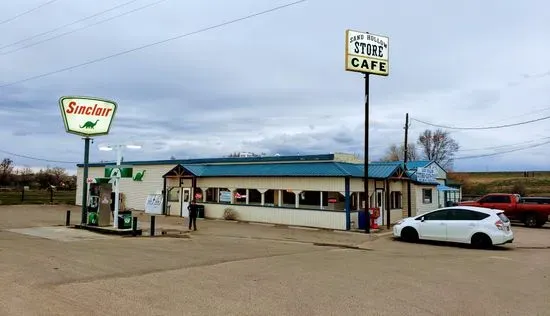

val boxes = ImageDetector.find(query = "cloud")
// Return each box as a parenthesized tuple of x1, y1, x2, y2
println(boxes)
(0, 0, 549, 173)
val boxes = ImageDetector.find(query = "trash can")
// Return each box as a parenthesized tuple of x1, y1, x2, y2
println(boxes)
(357, 210, 366, 229)
(357, 209, 371, 231)
(117, 211, 132, 229)
(87, 210, 98, 226)
(196, 204, 205, 219)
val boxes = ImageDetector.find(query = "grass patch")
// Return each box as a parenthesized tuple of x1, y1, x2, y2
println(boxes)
(450, 171, 550, 197)
(0, 190, 75, 205)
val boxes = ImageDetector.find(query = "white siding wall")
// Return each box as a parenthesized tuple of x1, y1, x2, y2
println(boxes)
(350, 178, 375, 194)
(76, 165, 174, 210)
(382, 209, 404, 225)
(425, 162, 451, 207)
(413, 185, 438, 215)
(203, 203, 349, 230)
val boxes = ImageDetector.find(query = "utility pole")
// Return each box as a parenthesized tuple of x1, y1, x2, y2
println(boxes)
(403, 113, 412, 217)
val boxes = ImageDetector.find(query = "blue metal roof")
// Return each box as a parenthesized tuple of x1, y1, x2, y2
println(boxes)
(77, 154, 336, 167)
(344, 162, 404, 179)
(171, 161, 401, 179)
(437, 184, 459, 192)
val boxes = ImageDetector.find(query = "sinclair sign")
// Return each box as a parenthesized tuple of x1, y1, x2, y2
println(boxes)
(59, 96, 118, 137)
(345, 29, 389, 76)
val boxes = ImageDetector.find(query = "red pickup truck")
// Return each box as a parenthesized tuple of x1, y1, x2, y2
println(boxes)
(459, 193, 550, 227)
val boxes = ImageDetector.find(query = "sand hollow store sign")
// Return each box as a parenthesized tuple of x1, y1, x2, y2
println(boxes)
(345, 29, 389, 76)
(345, 29, 389, 231)
(59, 96, 118, 225)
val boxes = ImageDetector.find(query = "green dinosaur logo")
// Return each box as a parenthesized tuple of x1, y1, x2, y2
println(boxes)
(133, 170, 146, 181)
(79, 119, 99, 129)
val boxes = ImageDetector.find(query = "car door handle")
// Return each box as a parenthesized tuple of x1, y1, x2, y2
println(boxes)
(468, 223, 475, 227)
(440, 223, 445, 225)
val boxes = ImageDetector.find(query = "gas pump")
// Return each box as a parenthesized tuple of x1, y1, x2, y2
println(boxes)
(87, 184, 100, 225)
(86, 180, 113, 226)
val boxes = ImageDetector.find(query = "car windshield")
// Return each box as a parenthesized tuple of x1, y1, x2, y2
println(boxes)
(497, 212, 510, 223)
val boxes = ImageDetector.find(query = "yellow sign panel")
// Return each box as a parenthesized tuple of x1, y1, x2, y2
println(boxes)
(345, 29, 389, 76)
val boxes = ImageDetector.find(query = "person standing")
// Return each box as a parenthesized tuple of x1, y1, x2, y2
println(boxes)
(187, 200, 198, 231)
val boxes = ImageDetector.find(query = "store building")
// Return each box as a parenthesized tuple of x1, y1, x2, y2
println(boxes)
(401, 160, 462, 209)
(76, 153, 444, 230)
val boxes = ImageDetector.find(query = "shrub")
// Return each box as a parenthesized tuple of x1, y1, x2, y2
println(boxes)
(223, 207, 238, 221)
(511, 182, 528, 196)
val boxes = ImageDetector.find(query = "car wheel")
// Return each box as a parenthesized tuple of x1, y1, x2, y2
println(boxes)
(400, 227, 419, 243)
(535, 219, 547, 228)
(471, 233, 492, 249)
(524, 214, 538, 228)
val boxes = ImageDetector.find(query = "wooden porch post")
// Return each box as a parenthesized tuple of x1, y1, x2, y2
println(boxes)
(385, 179, 391, 229)
(345, 177, 351, 230)
(191, 177, 197, 201)
(162, 176, 167, 215)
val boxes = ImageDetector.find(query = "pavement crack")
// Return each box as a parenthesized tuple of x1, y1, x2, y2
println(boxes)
(313, 242, 372, 251)
(39, 249, 330, 289)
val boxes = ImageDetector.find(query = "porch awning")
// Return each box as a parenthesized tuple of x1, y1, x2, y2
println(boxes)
(437, 184, 459, 192)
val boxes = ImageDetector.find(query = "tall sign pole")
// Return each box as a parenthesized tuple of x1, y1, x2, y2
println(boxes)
(364, 73, 370, 232)
(59, 96, 118, 226)
(345, 29, 389, 233)
(81, 137, 91, 224)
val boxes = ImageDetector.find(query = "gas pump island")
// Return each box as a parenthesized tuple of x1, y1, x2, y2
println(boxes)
(59, 96, 132, 229)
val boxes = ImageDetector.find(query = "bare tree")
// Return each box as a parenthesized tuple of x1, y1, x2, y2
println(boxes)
(417, 129, 459, 169)
(18, 167, 34, 186)
(380, 143, 419, 162)
(0, 158, 14, 186)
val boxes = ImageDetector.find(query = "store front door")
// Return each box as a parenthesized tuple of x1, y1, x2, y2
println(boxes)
(181, 188, 191, 217)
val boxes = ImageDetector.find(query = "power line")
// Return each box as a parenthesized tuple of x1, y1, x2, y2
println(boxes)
(454, 139, 550, 160)
(0, 0, 60, 26)
(458, 136, 550, 152)
(411, 114, 550, 130)
(485, 106, 550, 125)
(0, 149, 78, 164)
(0, 0, 169, 56)
(0, 0, 140, 51)
(0, 0, 308, 89)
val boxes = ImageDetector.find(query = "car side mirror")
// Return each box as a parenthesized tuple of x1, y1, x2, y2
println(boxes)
(420, 217, 425, 222)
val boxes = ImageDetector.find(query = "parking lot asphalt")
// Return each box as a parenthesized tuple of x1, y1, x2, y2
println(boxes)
(1, 205, 549, 315)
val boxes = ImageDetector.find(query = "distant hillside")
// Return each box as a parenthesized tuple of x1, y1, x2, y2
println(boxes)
(449, 171, 550, 198)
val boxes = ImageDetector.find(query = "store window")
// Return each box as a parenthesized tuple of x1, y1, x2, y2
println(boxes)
(205, 188, 217, 202)
(422, 189, 433, 204)
(167, 187, 180, 202)
(390, 191, 402, 209)
(234, 188, 247, 204)
(264, 189, 275, 206)
(248, 189, 262, 205)
(193, 188, 204, 202)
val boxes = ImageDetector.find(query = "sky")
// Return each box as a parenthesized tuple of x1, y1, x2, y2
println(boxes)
(0, 0, 549, 175)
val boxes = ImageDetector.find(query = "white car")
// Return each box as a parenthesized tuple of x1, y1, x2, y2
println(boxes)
(393, 206, 514, 248)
